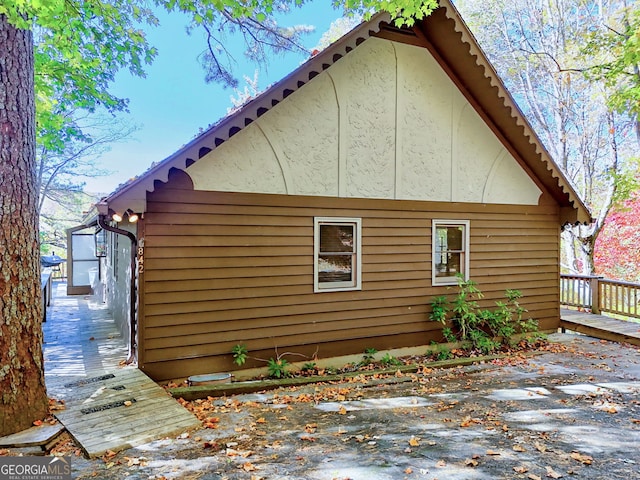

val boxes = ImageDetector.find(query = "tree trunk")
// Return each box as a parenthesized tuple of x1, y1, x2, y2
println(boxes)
(0, 14, 49, 436)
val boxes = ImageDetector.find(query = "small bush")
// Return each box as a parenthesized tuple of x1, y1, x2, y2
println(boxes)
(300, 362, 317, 373)
(232, 344, 248, 366)
(267, 357, 290, 378)
(435, 346, 452, 361)
(429, 276, 539, 354)
(359, 348, 378, 366)
(380, 352, 402, 367)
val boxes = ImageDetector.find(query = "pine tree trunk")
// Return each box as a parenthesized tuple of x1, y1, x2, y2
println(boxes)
(0, 14, 49, 436)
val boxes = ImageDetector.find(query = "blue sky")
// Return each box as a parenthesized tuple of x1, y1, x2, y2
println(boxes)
(85, 3, 344, 193)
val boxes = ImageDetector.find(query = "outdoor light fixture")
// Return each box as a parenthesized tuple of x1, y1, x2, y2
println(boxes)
(126, 209, 139, 223)
(109, 209, 138, 223)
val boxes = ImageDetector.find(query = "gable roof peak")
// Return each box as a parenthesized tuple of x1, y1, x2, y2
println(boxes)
(102, 1, 590, 225)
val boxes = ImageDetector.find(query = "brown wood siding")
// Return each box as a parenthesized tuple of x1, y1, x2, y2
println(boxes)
(138, 187, 561, 381)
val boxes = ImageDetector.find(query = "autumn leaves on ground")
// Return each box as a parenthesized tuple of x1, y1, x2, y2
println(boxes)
(11, 334, 633, 480)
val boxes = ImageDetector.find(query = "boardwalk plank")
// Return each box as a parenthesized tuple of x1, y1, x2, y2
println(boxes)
(54, 368, 200, 458)
(0, 424, 65, 449)
(57, 392, 193, 430)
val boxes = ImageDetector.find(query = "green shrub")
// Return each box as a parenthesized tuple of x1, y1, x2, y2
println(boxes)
(359, 348, 378, 366)
(267, 357, 290, 378)
(380, 352, 402, 367)
(429, 276, 539, 354)
(435, 345, 452, 361)
(300, 362, 317, 373)
(232, 344, 248, 366)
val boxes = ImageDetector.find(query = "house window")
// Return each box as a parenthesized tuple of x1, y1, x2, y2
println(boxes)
(432, 220, 470, 285)
(314, 217, 362, 292)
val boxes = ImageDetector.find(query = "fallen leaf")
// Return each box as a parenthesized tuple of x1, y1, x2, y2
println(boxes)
(528, 475, 542, 480)
(465, 458, 479, 467)
(125, 456, 147, 467)
(409, 436, 420, 447)
(486, 449, 501, 456)
(570, 452, 593, 465)
(123, 400, 133, 407)
(535, 442, 547, 453)
(255, 417, 267, 424)
(33, 420, 43, 426)
(48, 398, 66, 411)
(545, 466, 563, 478)
(514, 465, 529, 474)
(404, 467, 413, 474)
(460, 415, 481, 427)
(305, 423, 317, 433)
(436, 460, 446, 467)
(202, 417, 219, 428)
(513, 445, 527, 452)
(242, 462, 257, 472)
(102, 450, 117, 461)
(338, 406, 348, 415)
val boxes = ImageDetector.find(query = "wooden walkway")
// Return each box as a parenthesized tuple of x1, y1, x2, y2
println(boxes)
(560, 308, 640, 347)
(53, 368, 200, 458)
(43, 281, 200, 458)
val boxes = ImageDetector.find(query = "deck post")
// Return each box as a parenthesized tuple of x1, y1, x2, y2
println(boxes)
(590, 276, 602, 314)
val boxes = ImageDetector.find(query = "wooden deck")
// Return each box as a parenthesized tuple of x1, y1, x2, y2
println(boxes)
(43, 281, 200, 458)
(560, 308, 640, 347)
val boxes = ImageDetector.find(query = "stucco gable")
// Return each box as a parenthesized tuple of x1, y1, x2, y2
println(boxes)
(187, 37, 543, 206)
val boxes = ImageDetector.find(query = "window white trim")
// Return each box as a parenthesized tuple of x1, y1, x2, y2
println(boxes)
(314, 217, 362, 293)
(432, 219, 470, 286)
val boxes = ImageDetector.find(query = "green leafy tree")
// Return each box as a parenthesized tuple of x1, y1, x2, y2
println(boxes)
(0, 0, 434, 436)
(582, 1, 640, 142)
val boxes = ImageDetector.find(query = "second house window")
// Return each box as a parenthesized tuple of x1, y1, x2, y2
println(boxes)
(433, 219, 470, 285)
(314, 217, 362, 292)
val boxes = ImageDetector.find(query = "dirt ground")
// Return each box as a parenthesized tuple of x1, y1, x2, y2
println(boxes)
(5, 333, 640, 479)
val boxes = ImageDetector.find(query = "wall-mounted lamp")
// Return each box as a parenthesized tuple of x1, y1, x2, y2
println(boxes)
(109, 209, 139, 223)
(126, 209, 139, 223)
